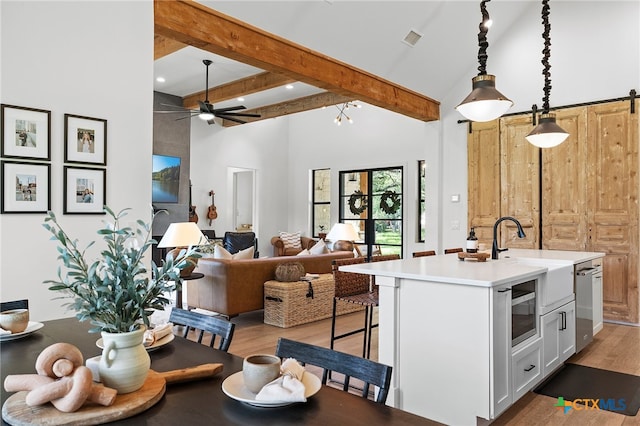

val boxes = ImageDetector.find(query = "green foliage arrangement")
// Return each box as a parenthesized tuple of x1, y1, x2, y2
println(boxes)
(43, 206, 198, 333)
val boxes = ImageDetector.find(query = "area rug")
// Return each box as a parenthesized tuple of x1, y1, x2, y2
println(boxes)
(534, 363, 640, 416)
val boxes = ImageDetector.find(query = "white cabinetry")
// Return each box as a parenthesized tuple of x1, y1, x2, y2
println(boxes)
(512, 337, 543, 401)
(492, 284, 512, 417)
(541, 301, 576, 377)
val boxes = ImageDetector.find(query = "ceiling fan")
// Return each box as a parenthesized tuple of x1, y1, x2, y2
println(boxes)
(156, 59, 260, 125)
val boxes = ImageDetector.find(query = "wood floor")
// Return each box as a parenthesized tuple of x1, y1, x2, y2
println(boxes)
(192, 309, 639, 425)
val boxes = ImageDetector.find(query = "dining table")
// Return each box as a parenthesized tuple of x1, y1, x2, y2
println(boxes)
(1, 317, 439, 425)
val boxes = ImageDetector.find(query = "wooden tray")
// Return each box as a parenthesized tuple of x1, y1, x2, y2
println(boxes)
(2, 364, 223, 426)
(457, 252, 490, 262)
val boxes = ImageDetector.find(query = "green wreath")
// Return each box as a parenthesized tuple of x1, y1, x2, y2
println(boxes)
(380, 190, 401, 215)
(348, 190, 368, 215)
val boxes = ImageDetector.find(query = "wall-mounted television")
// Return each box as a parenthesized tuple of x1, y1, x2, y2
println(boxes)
(152, 154, 181, 203)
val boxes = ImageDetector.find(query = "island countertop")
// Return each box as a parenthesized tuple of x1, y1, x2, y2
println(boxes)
(340, 249, 604, 288)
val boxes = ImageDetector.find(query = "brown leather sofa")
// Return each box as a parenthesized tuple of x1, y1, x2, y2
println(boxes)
(186, 251, 353, 317)
(270, 235, 317, 256)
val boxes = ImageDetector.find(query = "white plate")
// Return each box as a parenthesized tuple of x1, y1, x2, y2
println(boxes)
(0, 321, 44, 341)
(96, 333, 175, 352)
(222, 370, 321, 408)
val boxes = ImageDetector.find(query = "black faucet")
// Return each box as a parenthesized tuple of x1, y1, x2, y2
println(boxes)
(492, 216, 526, 260)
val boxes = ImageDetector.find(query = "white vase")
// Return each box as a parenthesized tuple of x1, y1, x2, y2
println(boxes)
(99, 326, 150, 394)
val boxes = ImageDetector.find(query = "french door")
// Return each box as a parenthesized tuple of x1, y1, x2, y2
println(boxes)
(339, 167, 403, 258)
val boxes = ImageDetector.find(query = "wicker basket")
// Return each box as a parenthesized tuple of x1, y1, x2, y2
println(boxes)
(275, 262, 305, 282)
(264, 274, 363, 328)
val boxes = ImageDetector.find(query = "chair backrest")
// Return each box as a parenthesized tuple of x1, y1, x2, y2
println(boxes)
(275, 337, 393, 404)
(444, 247, 463, 254)
(1, 299, 28, 312)
(169, 308, 235, 352)
(332, 257, 369, 298)
(371, 254, 401, 262)
(412, 250, 436, 258)
(223, 231, 258, 257)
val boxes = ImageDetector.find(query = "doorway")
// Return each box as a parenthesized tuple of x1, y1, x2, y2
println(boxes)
(338, 167, 403, 258)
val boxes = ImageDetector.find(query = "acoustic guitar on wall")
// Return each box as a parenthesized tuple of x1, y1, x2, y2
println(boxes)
(189, 180, 198, 223)
(207, 190, 218, 225)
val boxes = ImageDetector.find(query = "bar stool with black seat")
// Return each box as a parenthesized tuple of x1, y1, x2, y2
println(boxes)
(412, 250, 436, 258)
(330, 257, 377, 359)
(169, 308, 235, 352)
(275, 337, 393, 404)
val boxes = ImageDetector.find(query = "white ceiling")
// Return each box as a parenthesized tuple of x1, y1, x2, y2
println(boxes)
(153, 1, 539, 112)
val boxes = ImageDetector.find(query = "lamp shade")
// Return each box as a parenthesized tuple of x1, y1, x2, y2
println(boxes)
(326, 223, 360, 242)
(157, 222, 207, 248)
(525, 113, 569, 148)
(456, 75, 513, 122)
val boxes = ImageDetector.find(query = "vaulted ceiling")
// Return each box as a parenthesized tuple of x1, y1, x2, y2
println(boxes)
(153, 0, 537, 127)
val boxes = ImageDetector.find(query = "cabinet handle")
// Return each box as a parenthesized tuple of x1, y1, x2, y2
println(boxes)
(559, 311, 567, 331)
(524, 364, 535, 372)
(498, 288, 511, 293)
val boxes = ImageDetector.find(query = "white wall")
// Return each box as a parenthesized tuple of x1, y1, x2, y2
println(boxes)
(0, 1, 153, 321)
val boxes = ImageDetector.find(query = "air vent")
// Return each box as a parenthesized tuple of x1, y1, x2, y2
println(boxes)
(402, 29, 423, 47)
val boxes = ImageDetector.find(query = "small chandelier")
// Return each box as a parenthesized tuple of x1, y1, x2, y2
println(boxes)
(526, 0, 569, 148)
(456, 0, 513, 122)
(334, 102, 361, 126)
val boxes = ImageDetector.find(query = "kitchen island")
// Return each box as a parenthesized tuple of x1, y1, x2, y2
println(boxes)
(341, 249, 604, 426)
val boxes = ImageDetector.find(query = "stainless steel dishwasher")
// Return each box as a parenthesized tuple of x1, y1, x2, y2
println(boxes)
(575, 259, 603, 353)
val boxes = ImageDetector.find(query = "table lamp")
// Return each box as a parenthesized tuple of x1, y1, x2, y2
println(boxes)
(158, 222, 207, 277)
(326, 223, 360, 252)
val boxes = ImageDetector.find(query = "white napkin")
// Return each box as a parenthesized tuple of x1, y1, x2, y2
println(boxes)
(0, 327, 10, 335)
(143, 322, 173, 346)
(255, 358, 307, 402)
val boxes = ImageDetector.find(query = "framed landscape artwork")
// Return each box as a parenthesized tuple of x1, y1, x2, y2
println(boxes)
(1, 161, 51, 213)
(64, 114, 107, 166)
(152, 154, 181, 203)
(63, 166, 106, 214)
(1, 104, 51, 160)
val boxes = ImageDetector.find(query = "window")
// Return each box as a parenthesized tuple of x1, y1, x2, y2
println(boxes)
(418, 160, 426, 242)
(312, 169, 331, 237)
(339, 167, 403, 257)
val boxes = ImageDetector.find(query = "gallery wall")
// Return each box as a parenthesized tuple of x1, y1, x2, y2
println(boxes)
(0, 1, 154, 321)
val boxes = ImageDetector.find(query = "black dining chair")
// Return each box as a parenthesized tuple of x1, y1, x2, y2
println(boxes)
(0, 299, 28, 312)
(275, 337, 393, 404)
(169, 308, 235, 352)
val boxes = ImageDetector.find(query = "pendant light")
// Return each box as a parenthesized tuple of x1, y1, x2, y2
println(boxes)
(526, 0, 569, 148)
(456, 0, 513, 122)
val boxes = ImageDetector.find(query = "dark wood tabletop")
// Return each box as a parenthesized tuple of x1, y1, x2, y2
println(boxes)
(1, 318, 437, 425)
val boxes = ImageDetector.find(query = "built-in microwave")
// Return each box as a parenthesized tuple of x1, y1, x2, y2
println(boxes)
(512, 279, 537, 347)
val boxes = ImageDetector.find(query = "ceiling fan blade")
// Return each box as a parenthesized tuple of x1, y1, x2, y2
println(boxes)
(175, 113, 200, 121)
(154, 110, 196, 114)
(212, 105, 247, 113)
(218, 112, 261, 118)
(159, 103, 189, 110)
(198, 100, 215, 114)
(218, 115, 247, 124)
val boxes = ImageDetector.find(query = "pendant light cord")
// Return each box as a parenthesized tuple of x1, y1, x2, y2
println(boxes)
(476, 0, 491, 76)
(541, 0, 552, 114)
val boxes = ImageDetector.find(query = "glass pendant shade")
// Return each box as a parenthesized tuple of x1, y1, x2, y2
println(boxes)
(525, 113, 569, 148)
(456, 75, 513, 122)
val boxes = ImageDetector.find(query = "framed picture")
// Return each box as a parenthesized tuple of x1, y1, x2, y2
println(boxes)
(1, 161, 51, 213)
(64, 114, 107, 165)
(63, 166, 106, 214)
(1, 104, 51, 160)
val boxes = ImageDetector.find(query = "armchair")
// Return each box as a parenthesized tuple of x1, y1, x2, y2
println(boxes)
(270, 235, 317, 256)
(223, 231, 259, 258)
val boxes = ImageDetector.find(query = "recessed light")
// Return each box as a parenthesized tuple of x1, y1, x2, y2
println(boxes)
(285, 84, 294, 90)
(237, 97, 245, 102)
(156, 77, 166, 83)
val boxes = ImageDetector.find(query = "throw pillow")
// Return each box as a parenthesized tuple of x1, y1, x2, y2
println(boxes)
(233, 246, 255, 260)
(213, 245, 233, 260)
(296, 249, 310, 256)
(309, 239, 328, 255)
(279, 231, 302, 249)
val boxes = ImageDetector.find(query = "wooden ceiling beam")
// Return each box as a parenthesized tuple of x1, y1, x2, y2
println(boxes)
(222, 92, 354, 127)
(154, 35, 187, 60)
(182, 71, 295, 110)
(154, 0, 440, 122)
